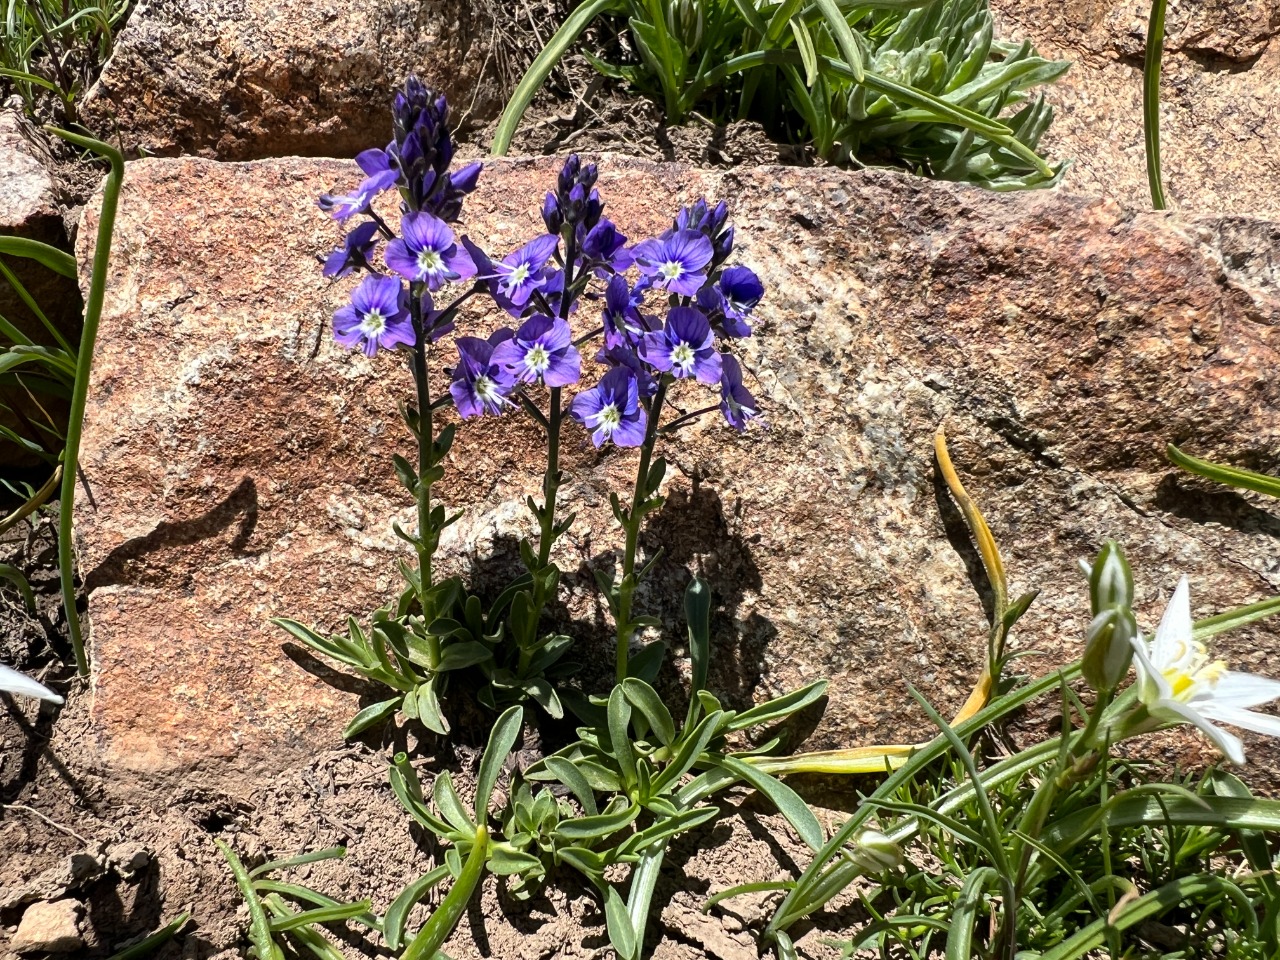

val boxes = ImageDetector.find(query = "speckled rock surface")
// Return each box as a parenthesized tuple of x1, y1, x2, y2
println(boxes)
(75, 155, 1280, 788)
(9, 899, 83, 954)
(80, 0, 503, 160)
(0, 108, 78, 466)
(991, 0, 1280, 217)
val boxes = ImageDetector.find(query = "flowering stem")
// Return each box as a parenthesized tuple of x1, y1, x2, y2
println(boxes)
(615, 377, 669, 682)
(537, 388, 563, 568)
(410, 291, 435, 603)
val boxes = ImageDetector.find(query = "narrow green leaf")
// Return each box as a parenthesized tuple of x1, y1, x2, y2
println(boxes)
(383, 866, 451, 951)
(249, 847, 346, 880)
(215, 840, 284, 960)
(434, 771, 477, 833)
(555, 801, 640, 841)
(267, 899, 372, 932)
(476, 705, 524, 816)
(399, 827, 490, 960)
(945, 867, 996, 960)
(726, 679, 827, 731)
(622, 679, 676, 747)
(0, 236, 77, 278)
(1168, 443, 1280, 499)
(607, 685, 638, 787)
(544, 756, 599, 816)
(717, 756, 823, 851)
(104, 912, 192, 960)
(605, 886, 638, 960)
(813, 0, 864, 81)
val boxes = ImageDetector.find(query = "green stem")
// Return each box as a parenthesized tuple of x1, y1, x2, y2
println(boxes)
(537, 387, 563, 567)
(50, 127, 124, 678)
(410, 292, 435, 604)
(400, 827, 489, 960)
(1143, 0, 1169, 209)
(615, 377, 669, 682)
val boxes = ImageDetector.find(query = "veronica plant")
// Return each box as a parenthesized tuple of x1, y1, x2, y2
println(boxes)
(282, 79, 767, 740)
(493, 0, 1067, 188)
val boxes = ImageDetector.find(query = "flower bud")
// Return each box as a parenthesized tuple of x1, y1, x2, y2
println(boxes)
(1089, 540, 1134, 616)
(1082, 607, 1136, 693)
(542, 191, 563, 235)
(845, 830, 902, 874)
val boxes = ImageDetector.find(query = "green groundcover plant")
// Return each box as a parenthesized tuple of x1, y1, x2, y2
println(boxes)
(493, 0, 1069, 190)
(213, 79, 1280, 960)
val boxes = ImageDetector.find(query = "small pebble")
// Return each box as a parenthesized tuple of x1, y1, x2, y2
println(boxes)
(10, 899, 83, 954)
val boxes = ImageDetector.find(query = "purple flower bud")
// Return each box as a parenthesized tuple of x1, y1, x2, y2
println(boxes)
(719, 354, 759, 430)
(541, 192, 563, 235)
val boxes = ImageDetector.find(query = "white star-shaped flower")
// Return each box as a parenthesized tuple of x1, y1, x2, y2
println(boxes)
(1130, 576, 1280, 764)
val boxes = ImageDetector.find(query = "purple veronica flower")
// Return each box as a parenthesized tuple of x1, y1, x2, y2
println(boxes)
(385, 212, 476, 290)
(318, 150, 400, 222)
(449, 330, 516, 418)
(697, 265, 763, 338)
(570, 367, 647, 448)
(719, 354, 759, 431)
(469, 235, 559, 308)
(642, 306, 722, 384)
(323, 221, 379, 279)
(602, 274, 655, 349)
(493, 315, 581, 387)
(674, 199, 733, 263)
(333, 275, 414, 357)
(581, 219, 633, 274)
(631, 230, 713, 297)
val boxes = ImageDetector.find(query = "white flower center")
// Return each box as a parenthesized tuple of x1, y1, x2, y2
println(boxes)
(598, 403, 621, 431)
(417, 249, 444, 275)
(526, 343, 550, 373)
(659, 260, 684, 282)
(359, 308, 387, 338)
(671, 342, 696, 371)
(508, 263, 531, 286)
(474, 375, 498, 401)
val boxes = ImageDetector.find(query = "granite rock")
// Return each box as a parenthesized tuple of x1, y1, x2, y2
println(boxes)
(81, 0, 503, 160)
(75, 155, 1280, 790)
(9, 900, 83, 954)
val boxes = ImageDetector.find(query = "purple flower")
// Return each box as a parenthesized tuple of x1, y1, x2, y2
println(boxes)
(570, 367, 647, 448)
(449, 331, 516, 418)
(580, 219, 633, 273)
(602, 274, 655, 349)
(698, 265, 763, 338)
(318, 150, 400, 222)
(632, 230, 713, 297)
(674, 199, 733, 263)
(387, 77, 479, 220)
(323, 221, 380, 279)
(719, 354, 759, 431)
(642, 306, 722, 384)
(478, 235, 560, 308)
(333, 275, 414, 357)
(493, 314, 581, 388)
(385, 212, 476, 290)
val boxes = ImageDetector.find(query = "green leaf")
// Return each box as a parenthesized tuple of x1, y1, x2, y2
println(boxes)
(272, 618, 366, 669)
(434, 771, 477, 833)
(604, 886, 638, 960)
(390, 754, 455, 837)
(543, 756, 599, 816)
(436, 640, 492, 672)
(486, 843, 543, 876)
(1042, 794, 1280, 852)
(685, 577, 711, 703)
(1192, 594, 1280, 642)
(726, 679, 827, 731)
(1168, 443, 1280, 498)
(249, 847, 346, 880)
(813, 0, 864, 81)
(616, 805, 719, 856)
(491, 0, 624, 155)
(267, 899, 372, 932)
(0, 236, 77, 278)
(555, 801, 640, 841)
(215, 840, 284, 960)
(717, 756, 823, 851)
(342, 697, 401, 739)
(607, 685, 638, 787)
(476, 705, 524, 817)
(945, 867, 996, 960)
(648, 710, 726, 797)
(383, 866, 450, 951)
(622, 679, 676, 747)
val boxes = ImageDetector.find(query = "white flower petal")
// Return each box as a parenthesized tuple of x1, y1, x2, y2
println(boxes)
(1201, 703, 1280, 740)
(1129, 634, 1172, 702)
(1156, 697, 1245, 764)
(1208, 670, 1280, 710)
(1151, 575, 1192, 666)
(0, 663, 63, 704)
